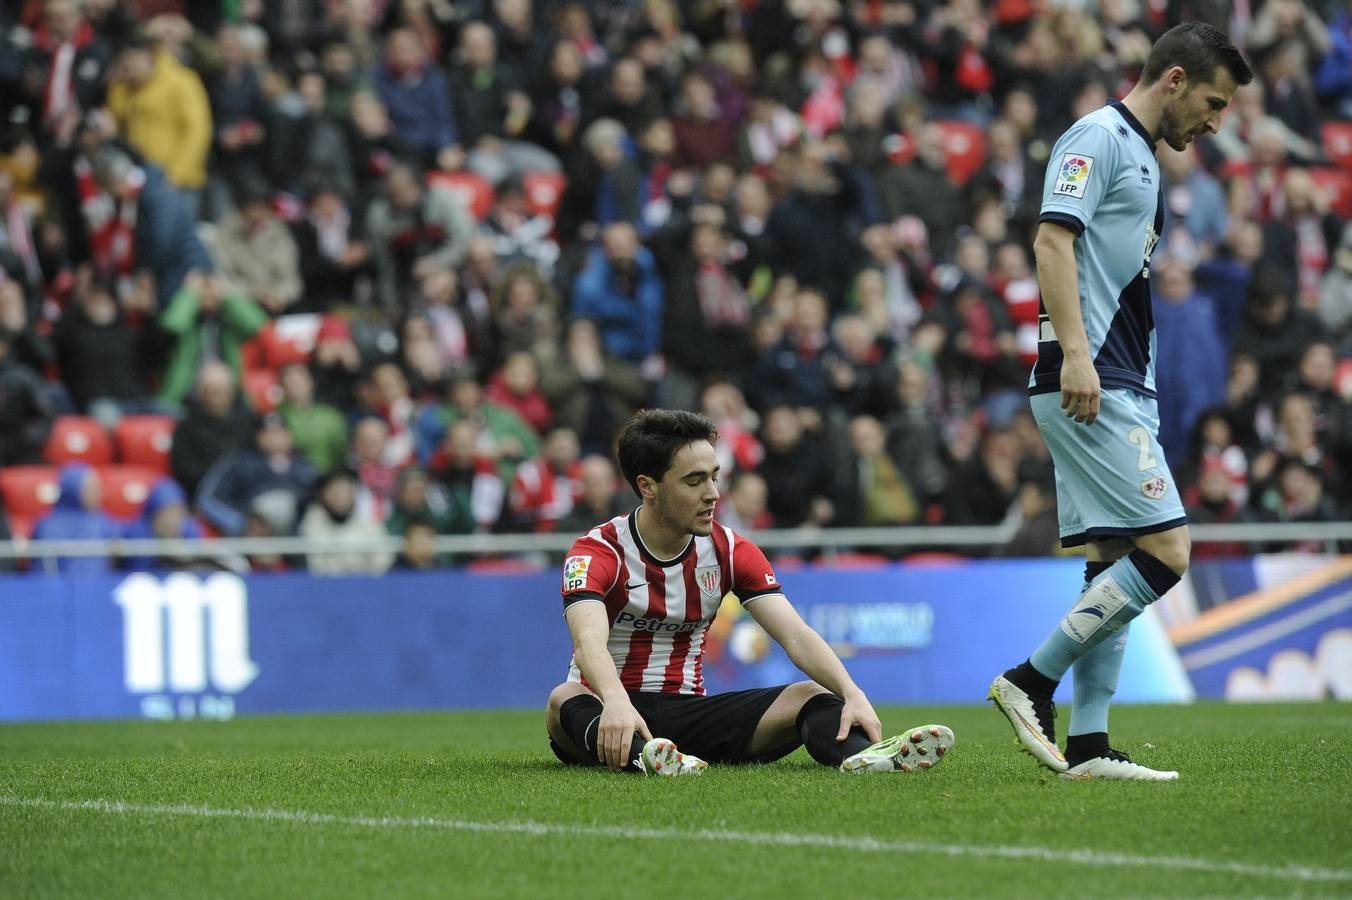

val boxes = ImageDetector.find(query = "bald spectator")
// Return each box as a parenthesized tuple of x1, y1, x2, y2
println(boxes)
(449, 21, 559, 186)
(169, 361, 256, 496)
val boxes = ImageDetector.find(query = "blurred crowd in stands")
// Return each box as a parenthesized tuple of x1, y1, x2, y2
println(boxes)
(0, 0, 1351, 574)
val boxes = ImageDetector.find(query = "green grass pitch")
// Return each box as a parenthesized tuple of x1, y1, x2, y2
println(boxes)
(3, 702, 1350, 898)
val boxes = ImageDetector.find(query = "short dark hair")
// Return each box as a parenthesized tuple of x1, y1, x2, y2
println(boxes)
(615, 409, 718, 497)
(1140, 22, 1253, 89)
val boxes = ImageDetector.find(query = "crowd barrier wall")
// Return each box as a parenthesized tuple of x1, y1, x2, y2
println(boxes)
(2, 556, 1344, 722)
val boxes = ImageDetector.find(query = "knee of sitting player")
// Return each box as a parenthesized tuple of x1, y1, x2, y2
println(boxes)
(545, 682, 591, 728)
(785, 680, 832, 710)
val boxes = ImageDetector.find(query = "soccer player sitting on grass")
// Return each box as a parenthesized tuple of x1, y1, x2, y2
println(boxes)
(545, 409, 954, 776)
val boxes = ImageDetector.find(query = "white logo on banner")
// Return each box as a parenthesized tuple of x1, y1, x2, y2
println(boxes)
(113, 573, 259, 720)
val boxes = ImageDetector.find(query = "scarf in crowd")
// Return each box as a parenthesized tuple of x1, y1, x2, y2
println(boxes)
(34, 20, 94, 129)
(75, 156, 139, 278)
(695, 261, 750, 328)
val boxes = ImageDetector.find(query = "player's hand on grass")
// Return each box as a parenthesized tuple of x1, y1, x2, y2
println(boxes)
(838, 692, 882, 744)
(1060, 355, 1101, 425)
(598, 700, 652, 770)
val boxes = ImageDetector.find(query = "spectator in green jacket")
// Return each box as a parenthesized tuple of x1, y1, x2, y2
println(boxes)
(277, 362, 348, 474)
(157, 271, 267, 407)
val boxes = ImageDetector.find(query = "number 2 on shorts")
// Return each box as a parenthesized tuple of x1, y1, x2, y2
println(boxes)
(1126, 426, 1159, 471)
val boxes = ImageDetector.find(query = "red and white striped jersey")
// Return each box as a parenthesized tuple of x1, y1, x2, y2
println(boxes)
(561, 510, 782, 695)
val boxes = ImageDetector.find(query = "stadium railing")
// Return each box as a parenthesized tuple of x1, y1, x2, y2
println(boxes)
(2, 522, 1351, 569)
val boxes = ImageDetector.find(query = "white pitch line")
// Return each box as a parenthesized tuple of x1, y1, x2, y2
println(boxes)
(3, 795, 1350, 884)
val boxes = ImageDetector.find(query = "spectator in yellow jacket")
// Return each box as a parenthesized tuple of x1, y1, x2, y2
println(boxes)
(106, 35, 212, 201)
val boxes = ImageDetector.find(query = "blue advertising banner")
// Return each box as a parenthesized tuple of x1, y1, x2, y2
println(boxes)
(0, 560, 1194, 722)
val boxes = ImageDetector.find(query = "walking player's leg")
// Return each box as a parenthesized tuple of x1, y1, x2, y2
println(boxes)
(1065, 544, 1130, 764)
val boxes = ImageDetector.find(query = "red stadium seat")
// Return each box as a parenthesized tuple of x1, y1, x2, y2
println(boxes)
(96, 465, 159, 521)
(522, 171, 567, 219)
(243, 368, 282, 413)
(1322, 121, 1352, 171)
(43, 415, 113, 466)
(0, 465, 60, 538)
(1309, 166, 1352, 217)
(426, 170, 495, 220)
(934, 120, 987, 185)
(114, 414, 175, 472)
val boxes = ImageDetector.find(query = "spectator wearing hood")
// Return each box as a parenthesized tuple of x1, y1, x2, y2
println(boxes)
(299, 468, 393, 575)
(122, 477, 206, 571)
(32, 463, 121, 575)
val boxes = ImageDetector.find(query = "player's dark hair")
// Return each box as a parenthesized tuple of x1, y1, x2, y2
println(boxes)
(1140, 22, 1253, 89)
(616, 409, 718, 497)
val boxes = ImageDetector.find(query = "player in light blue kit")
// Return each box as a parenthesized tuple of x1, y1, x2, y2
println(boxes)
(989, 23, 1252, 781)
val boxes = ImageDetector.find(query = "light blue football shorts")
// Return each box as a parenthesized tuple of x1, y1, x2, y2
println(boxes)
(1029, 387, 1188, 548)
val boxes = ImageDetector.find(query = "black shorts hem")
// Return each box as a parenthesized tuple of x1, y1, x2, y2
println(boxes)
(1060, 516, 1189, 548)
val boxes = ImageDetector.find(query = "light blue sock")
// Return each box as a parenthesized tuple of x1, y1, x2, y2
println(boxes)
(1029, 554, 1162, 681)
(1069, 623, 1128, 736)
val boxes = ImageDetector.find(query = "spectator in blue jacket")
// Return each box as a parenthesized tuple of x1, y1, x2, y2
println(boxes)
(32, 463, 121, 575)
(372, 27, 462, 171)
(569, 222, 663, 365)
(196, 413, 318, 537)
(1152, 256, 1228, 468)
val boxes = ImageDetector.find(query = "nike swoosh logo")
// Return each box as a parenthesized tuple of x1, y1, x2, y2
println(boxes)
(625, 581, 647, 590)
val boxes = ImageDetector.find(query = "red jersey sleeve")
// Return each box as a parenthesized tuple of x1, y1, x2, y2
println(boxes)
(730, 532, 782, 603)
(561, 534, 620, 607)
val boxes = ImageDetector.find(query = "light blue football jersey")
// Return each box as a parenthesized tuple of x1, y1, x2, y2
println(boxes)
(1030, 100, 1164, 399)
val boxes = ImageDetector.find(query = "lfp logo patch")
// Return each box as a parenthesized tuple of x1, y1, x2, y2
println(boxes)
(1054, 153, 1094, 198)
(1141, 476, 1168, 500)
(563, 555, 591, 592)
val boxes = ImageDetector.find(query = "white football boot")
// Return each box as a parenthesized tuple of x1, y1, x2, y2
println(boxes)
(840, 725, 955, 774)
(639, 738, 708, 777)
(989, 674, 1068, 772)
(1061, 748, 1178, 781)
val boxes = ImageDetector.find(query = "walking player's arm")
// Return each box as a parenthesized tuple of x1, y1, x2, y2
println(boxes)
(746, 594, 883, 743)
(1034, 220, 1101, 425)
(564, 602, 652, 768)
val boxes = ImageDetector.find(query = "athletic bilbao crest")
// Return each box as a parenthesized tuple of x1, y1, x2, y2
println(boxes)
(696, 565, 721, 600)
(1141, 476, 1168, 500)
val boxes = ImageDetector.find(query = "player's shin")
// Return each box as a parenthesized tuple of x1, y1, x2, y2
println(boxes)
(796, 693, 871, 767)
(559, 694, 645, 771)
(1028, 549, 1179, 682)
(1066, 623, 1129, 763)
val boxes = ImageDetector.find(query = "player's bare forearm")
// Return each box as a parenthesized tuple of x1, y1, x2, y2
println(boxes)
(748, 595, 863, 700)
(1033, 221, 1090, 359)
(564, 602, 629, 703)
